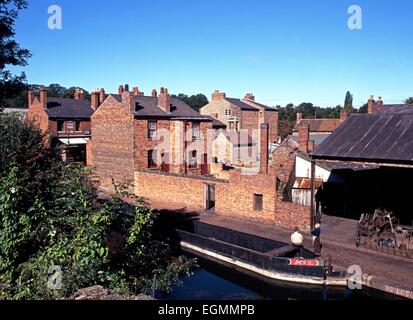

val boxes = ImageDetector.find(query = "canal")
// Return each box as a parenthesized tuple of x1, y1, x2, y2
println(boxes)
(157, 255, 389, 300)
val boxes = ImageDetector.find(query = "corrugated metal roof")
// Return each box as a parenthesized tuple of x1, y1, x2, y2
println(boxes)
(311, 114, 413, 164)
(293, 178, 323, 189)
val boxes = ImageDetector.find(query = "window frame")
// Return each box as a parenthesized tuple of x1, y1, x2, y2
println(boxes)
(57, 120, 65, 132)
(188, 150, 197, 169)
(67, 121, 74, 130)
(148, 121, 157, 140)
(253, 193, 263, 212)
(75, 121, 81, 132)
(192, 122, 200, 140)
(148, 149, 158, 169)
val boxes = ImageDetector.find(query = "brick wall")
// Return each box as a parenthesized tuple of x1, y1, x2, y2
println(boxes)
(200, 100, 241, 128)
(134, 165, 311, 229)
(275, 201, 311, 231)
(49, 119, 91, 136)
(27, 99, 49, 136)
(91, 95, 135, 193)
(241, 110, 260, 136)
(265, 110, 279, 143)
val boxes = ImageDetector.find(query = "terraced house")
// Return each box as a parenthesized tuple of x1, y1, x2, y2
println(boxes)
(27, 87, 103, 163)
(89, 85, 311, 231)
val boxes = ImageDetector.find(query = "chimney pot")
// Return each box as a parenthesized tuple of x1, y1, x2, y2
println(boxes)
(212, 90, 226, 101)
(158, 87, 171, 113)
(91, 91, 99, 110)
(152, 89, 158, 97)
(368, 95, 375, 114)
(244, 93, 255, 101)
(298, 123, 310, 153)
(28, 89, 35, 106)
(99, 88, 106, 104)
(296, 112, 303, 124)
(40, 87, 47, 109)
(124, 84, 130, 92)
(118, 85, 124, 95)
(340, 109, 349, 122)
(133, 87, 140, 96)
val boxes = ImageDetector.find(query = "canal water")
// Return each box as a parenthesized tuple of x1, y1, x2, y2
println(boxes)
(157, 256, 382, 300)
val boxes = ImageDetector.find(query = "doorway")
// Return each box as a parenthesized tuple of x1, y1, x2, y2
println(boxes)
(205, 184, 215, 211)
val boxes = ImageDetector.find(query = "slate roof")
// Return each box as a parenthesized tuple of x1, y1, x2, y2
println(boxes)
(311, 114, 413, 165)
(373, 103, 413, 114)
(290, 133, 331, 146)
(226, 98, 276, 112)
(46, 98, 94, 119)
(293, 118, 342, 133)
(112, 94, 211, 120)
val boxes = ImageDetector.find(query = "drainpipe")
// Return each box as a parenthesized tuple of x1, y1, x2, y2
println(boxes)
(310, 160, 316, 229)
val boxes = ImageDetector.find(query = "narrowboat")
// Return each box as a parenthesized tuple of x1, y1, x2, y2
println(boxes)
(174, 221, 349, 287)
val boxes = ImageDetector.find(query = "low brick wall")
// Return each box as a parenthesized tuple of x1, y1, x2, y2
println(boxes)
(276, 201, 311, 231)
(134, 169, 311, 230)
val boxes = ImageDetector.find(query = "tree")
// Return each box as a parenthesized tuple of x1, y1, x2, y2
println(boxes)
(405, 97, 413, 104)
(359, 103, 368, 113)
(344, 91, 353, 109)
(0, 113, 196, 299)
(0, 0, 31, 109)
(172, 93, 209, 112)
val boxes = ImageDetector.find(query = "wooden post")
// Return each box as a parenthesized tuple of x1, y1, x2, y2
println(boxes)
(310, 160, 316, 230)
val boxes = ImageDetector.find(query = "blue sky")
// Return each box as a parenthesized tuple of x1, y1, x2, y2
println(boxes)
(11, 0, 413, 107)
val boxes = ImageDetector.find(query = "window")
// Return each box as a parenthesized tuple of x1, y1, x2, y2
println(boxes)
(57, 120, 64, 132)
(148, 121, 157, 139)
(224, 109, 232, 116)
(254, 194, 263, 211)
(75, 121, 81, 132)
(188, 150, 197, 168)
(67, 121, 74, 130)
(192, 122, 200, 139)
(148, 149, 158, 169)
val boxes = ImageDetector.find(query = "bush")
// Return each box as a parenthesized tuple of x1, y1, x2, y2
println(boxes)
(0, 113, 196, 299)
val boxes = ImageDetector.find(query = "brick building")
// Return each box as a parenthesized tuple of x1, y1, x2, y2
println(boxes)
(27, 87, 99, 163)
(90, 85, 215, 192)
(89, 85, 311, 231)
(200, 91, 279, 143)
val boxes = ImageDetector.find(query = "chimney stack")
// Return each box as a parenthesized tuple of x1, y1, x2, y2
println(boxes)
(91, 90, 99, 110)
(259, 123, 269, 174)
(99, 88, 106, 104)
(158, 87, 171, 113)
(377, 96, 383, 112)
(298, 123, 310, 153)
(74, 88, 84, 100)
(212, 90, 226, 101)
(244, 93, 255, 101)
(340, 108, 349, 122)
(40, 87, 47, 108)
(118, 85, 124, 95)
(122, 91, 135, 113)
(28, 89, 35, 106)
(152, 89, 158, 97)
(368, 95, 375, 114)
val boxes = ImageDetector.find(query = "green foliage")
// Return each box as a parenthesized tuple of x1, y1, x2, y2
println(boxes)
(344, 91, 353, 109)
(405, 97, 413, 104)
(0, 113, 196, 299)
(0, 0, 31, 109)
(172, 93, 209, 111)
